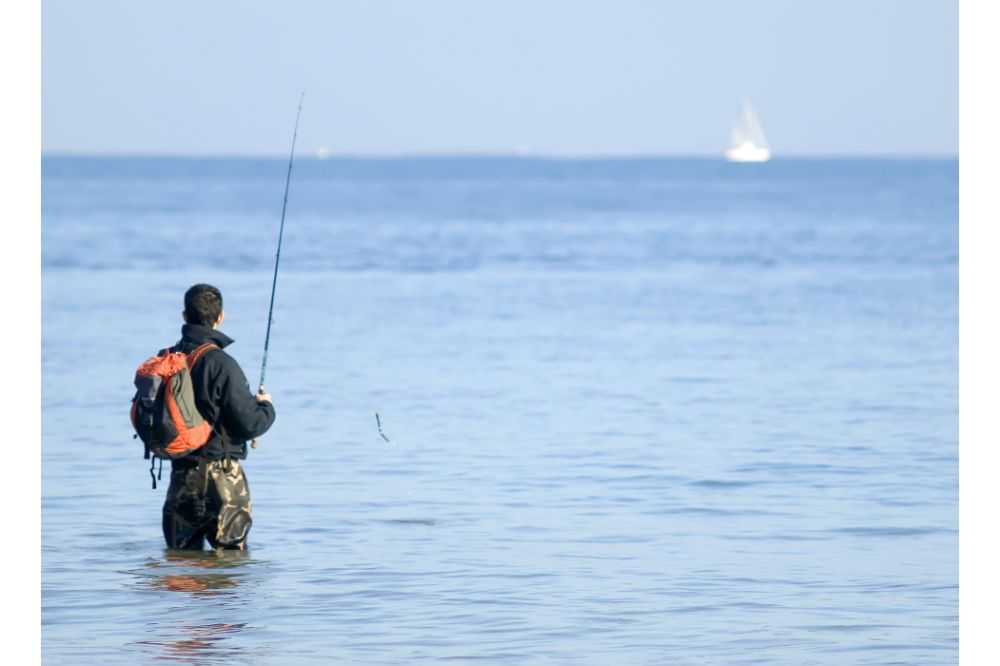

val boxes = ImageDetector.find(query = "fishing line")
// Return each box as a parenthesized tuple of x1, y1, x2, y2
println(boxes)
(252, 92, 304, 449)
(375, 411, 392, 443)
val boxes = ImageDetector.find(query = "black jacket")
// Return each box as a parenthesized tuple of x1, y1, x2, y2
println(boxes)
(170, 324, 276, 467)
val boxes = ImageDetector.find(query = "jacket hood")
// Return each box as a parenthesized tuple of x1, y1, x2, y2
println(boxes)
(181, 324, 235, 349)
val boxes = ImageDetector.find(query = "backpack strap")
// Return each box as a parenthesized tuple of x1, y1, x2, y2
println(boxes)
(149, 457, 163, 490)
(184, 342, 233, 468)
(186, 342, 218, 368)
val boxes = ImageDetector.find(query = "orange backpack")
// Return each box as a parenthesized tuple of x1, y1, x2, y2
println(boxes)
(131, 343, 217, 485)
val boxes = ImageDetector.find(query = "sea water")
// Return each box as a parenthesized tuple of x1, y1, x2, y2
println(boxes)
(41, 157, 957, 664)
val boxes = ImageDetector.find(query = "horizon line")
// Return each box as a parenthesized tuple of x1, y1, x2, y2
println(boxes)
(40, 150, 959, 161)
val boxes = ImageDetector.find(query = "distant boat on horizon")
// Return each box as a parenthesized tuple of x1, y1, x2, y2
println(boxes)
(725, 100, 771, 162)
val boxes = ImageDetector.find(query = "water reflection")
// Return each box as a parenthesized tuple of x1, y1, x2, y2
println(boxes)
(143, 549, 250, 597)
(134, 622, 248, 663)
(128, 549, 257, 663)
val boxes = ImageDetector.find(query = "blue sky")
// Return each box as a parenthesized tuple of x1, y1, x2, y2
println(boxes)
(43, 0, 956, 157)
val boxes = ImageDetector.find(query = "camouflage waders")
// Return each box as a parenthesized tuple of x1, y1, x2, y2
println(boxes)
(162, 459, 252, 550)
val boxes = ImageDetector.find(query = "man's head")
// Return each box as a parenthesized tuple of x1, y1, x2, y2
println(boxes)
(184, 283, 224, 328)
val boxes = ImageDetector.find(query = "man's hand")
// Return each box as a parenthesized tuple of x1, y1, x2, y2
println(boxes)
(255, 385, 272, 403)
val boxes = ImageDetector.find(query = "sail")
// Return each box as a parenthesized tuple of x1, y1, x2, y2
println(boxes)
(726, 100, 771, 162)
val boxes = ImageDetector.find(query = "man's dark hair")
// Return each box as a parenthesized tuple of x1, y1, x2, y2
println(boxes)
(184, 284, 223, 326)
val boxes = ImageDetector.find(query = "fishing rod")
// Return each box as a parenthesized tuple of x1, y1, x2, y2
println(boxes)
(252, 92, 305, 449)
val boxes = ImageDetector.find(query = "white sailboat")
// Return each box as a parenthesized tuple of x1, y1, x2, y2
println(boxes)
(725, 100, 771, 162)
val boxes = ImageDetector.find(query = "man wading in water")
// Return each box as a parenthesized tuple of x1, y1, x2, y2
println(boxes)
(162, 284, 276, 550)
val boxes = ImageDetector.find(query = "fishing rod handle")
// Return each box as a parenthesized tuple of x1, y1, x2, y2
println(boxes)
(251, 383, 267, 449)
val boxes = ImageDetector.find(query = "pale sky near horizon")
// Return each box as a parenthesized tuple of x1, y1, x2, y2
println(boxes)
(42, 0, 956, 157)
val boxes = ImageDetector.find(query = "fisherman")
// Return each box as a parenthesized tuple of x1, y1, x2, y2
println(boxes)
(161, 283, 276, 550)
